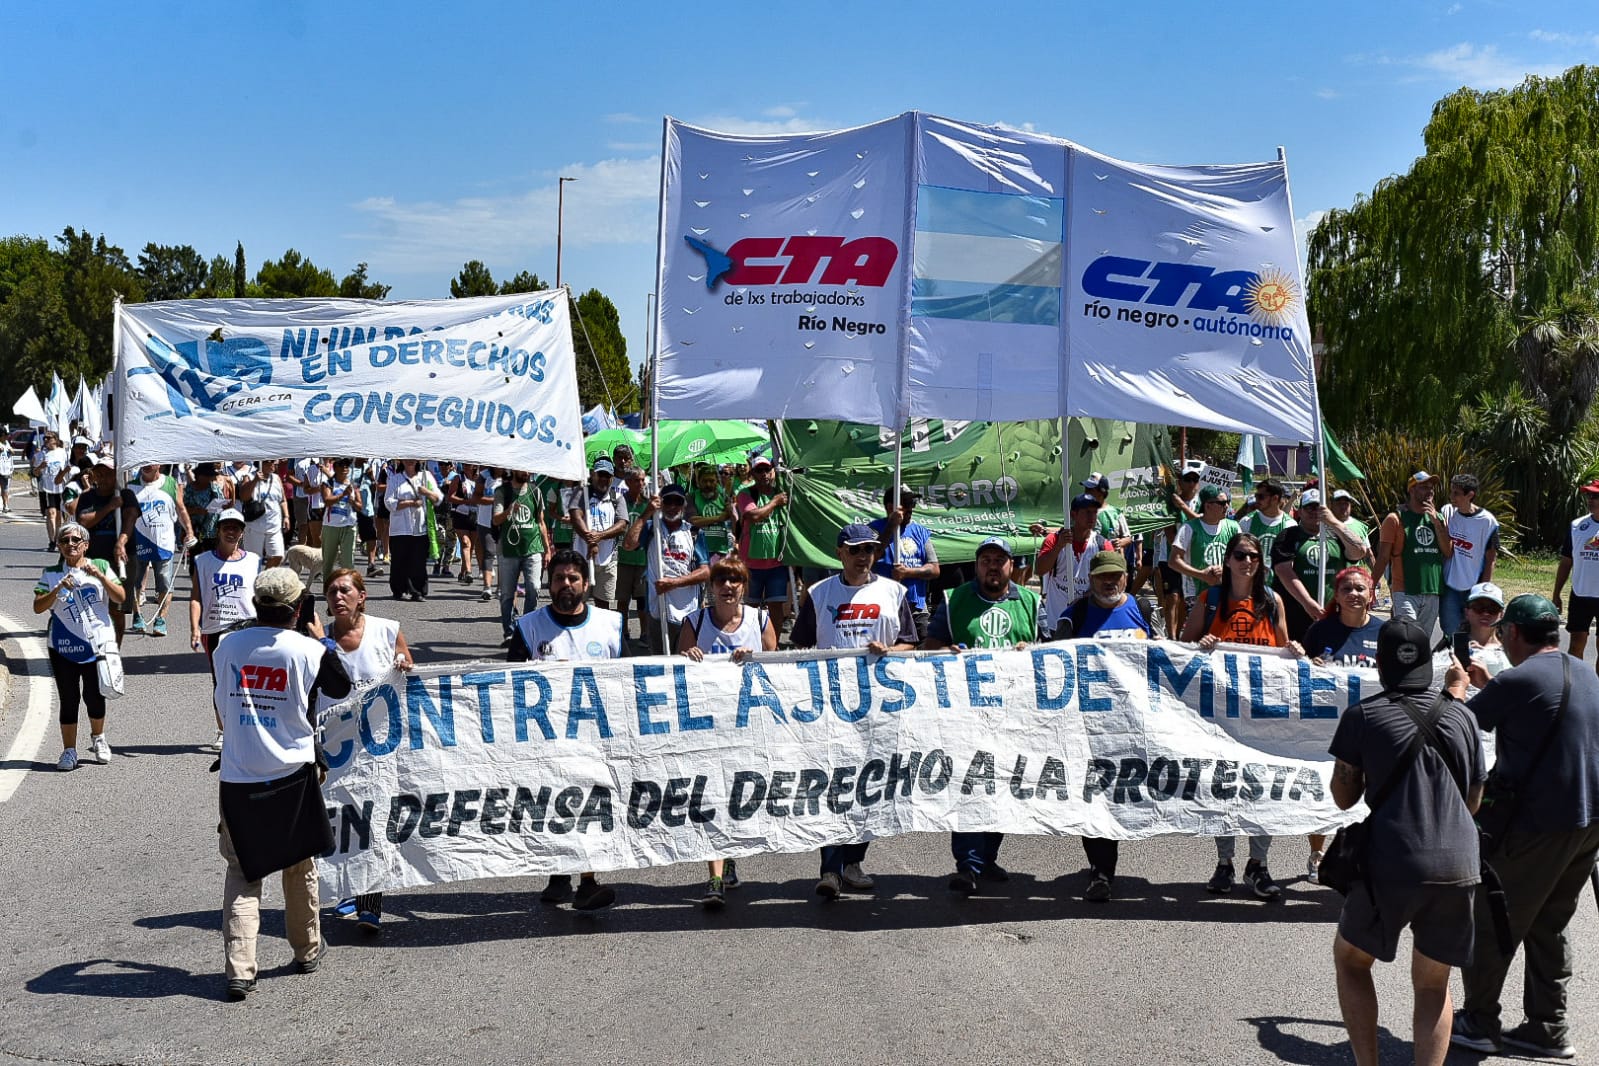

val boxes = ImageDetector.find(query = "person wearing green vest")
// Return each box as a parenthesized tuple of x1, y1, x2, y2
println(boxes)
(736, 454, 791, 633)
(1330, 489, 1371, 553)
(1170, 484, 1242, 606)
(1243, 479, 1292, 589)
(688, 463, 736, 560)
(921, 535, 1041, 896)
(1085, 472, 1138, 568)
(1373, 471, 1454, 640)
(493, 470, 551, 644)
(1272, 489, 1372, 643)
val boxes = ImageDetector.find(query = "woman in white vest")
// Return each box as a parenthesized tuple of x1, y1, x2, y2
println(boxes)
(321, 567, 413, 932)
(237, 460, 287, 567)
(677, 554, 778, 909)
(33, 521, 125, 771)
(382, 459, 443, 601)
(189, 508, 262, 753)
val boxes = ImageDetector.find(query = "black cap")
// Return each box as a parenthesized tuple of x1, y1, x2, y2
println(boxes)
(1377, 618, 1432, 692)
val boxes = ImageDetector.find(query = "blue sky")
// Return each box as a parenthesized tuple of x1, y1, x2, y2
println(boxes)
(3, 1, 1596, 375)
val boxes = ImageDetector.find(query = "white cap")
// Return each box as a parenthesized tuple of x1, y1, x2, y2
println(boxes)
(1298, 489, 1322, 507)
(1467, 581, 1505, 608)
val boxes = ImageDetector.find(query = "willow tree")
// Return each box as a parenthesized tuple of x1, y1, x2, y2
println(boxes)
(1308, 65, 1599, 437)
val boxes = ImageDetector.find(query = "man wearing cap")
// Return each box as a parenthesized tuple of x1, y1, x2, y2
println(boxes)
(614, 466, 653, 646)
(688, 463, 736, 564)
(1085, 473, 1139, 565)
(127, 462, 194, 637)
(1449, 594, 1599, 1059)
(1329, 619, 1485, 1066)
(623, 483, 711, 654)
(212, 567, 352, 1001)
(1034, 493, 1113, 634)
(736, 454, 792, 635)
(1055, 550, 1154, 901)
(870, 485, 940, 641)
(1170, 484, 1241, 611)
(1243, 480, 1292, 589)
(1439, 473, 1500, 639)
(190, 507, 262, 753)
(1552, 480, 1599, 674)
(566, 458, 630, 611)
(790, 523, 917, 899)
(71, 454, 140, 645)
(1373, 472, 1454, 640)
(1329, 490, 1371, 556)
(1273, 489, 1371, 643)
(920, 536, 1042, 894)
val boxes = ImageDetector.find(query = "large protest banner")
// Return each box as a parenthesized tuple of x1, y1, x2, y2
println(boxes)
(113, 291, 585, 478)
(656, 113, 1316, 440)
(317, 641, 1369, 899)
(775, 417, 1175, 567)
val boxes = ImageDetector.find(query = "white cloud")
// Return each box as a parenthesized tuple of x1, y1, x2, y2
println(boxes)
(1315, 88, 1339, 99)
(351, 157, 660, 275)
(1294, 209, 1331, 273)
(1445, 2, 1461, 14)
(686, 112, 830, 135)
(1413, 42, 1566, 88)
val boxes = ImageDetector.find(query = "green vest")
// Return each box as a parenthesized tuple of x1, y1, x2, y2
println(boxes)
(1292, 528, 1348, 604)
(536, 478, 572, 547)
(944, 582, 1040, 649)
(743, 487, 785, 562)
(1095, 504, 1123, 539)
(496, 482, 545, 558)
(1181, 517, 1241, 598)
(617, 497, 648, 567)
(691, 487, 734, 554)
(1245, 511, 1290, 587)
(1399, 510, 1444, 595)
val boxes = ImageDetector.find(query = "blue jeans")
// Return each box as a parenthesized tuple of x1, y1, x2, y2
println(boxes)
(127, 553, 175, 613)
(1440, 584, 1470, 640)
(498, 553, 543, 636)
(951, 832, 1004, 875)
(819, 842, 869, 876)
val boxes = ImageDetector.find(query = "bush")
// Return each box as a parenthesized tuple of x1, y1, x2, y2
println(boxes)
(1341, 429, 1518, 550)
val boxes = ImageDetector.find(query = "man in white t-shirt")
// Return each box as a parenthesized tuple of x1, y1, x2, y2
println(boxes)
(1552, 479, 1599, 673)
(1032, 493, 1112, 633)
(565, 458, 630, 611)
(789, 523, 918, 900)
(1439, 472, 1500, 639)
(623, 483, 710, 654)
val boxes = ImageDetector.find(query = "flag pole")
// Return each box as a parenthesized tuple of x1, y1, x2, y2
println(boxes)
(1280, 145, 1329, 602)
(649, 117, 671, 655)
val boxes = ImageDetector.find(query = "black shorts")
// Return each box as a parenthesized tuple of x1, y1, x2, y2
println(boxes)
(452, 512, 478, 533)
(1566, 594, 1599, 634)
(357, 514, 377, 543)
(1338, 879, 1475, 966)
(44, 492, 62, 510)
(1158, 562, 1181, 594)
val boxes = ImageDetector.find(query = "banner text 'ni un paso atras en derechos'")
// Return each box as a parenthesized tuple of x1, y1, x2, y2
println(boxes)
(114, 291, 585, 479)
(316, 641, 1376, 898)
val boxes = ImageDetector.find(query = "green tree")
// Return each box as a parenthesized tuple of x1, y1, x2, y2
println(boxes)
(234, 242, 246, 297)
(255, 248, 338, 297)
(137, 242, 210, 301)
(338, 262, 391, 300)
(0, 236, 87, 415)
(56, 226, 143, 379)
(570, 288, 633, 411)
(499, 270, 548, 295)
(1309, 66, 1599, 434)
(450, 259, 497, 297)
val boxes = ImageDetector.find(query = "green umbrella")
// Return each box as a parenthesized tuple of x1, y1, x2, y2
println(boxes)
(655, 420, 769, 470)
(583, 427, 646, 465)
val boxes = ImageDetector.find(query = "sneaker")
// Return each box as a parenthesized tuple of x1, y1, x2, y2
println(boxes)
(206, 731, 225, 754)
(980, 863, 1011, 883)
(1243, 859, 1283, 901)
(90, 734, 112, 765)
(539, 875, 574, 904)
(572, 878, 616, 911)
(293, 946, 323, 975)
(130, 613, 146, 634)
(1502, 1022, 1576, 1059)
(224, 977, 256, 1001)
(1450, 1011, 1502, 1055)
(333, 898, 358, 919)
(723, 858, 740, 889)
(459, 572, 472, 585)
(152, 617, 168, 637)
(1206, 861, 1235, 894)
(480, 588, 494, 601)
(701, 877, 726, 910)
(1306, 850, 1323, 885)
(1085, 870, 1113, 902)
(814, 872, 842, 900)
(357, 910, 382, 933)
(947, 866, 978, 896)
(56, 748, 78, 772)
(840, 863, 876, 891)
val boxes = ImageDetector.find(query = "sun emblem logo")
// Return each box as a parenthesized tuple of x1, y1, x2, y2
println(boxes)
(1244, 268, 1300, 326)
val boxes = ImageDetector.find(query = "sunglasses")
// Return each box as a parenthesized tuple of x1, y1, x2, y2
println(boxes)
(56, 536, 85, 545)
(843, 543, 875, 556)
(713, 575, 744, 585)
(1231, 550, 1261, 561)
(1468, 601, 1503, 615)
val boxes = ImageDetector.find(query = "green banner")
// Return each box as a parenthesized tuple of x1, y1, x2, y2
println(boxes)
(774, 418, 1173, 568)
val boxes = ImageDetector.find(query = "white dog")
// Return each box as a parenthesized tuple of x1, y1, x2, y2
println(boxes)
(281, 543, 323, 585)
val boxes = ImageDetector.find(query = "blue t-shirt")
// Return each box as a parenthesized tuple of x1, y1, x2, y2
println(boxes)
(869, 518, 935, 609)
(1059, 596, 1153, 640)
(1303, 614, 1385, 667)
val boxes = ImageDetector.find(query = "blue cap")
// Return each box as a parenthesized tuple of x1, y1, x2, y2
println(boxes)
(1071, 492, 1100, 511)
(837, 523, 879, 547)
(592, 457, 615, 475)
(976, 535, 1013, 558)
(660, 483, 688, 500)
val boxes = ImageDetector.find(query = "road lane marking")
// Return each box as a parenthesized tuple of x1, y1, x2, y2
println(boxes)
(0, 610, 52, 802)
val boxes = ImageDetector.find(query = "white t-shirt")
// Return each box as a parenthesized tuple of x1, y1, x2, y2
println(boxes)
(564, 483, 629, 567)
(36, 559, 116, 662)
(477, 471, 498, 526)
(689, 605, 768, 655)
(322, 477, 359, 528)
(516, 606, 625, 661)
(1442, 504, 1499, 591)
(246, 473, 285, 532)
(1042, 529, 1110, 624)
(804, 574, 909, 650)
(214, 626, 328, 784)
(43, 447, 68, 492)
(643, 520, 708, 624)
(295, 458, 325, 504)
(384, 471, 438, 537)
(133, 474, 181, 561)
(0, 444, 15, 477)
(1566, 514, 1599, 599)
(192, 550, 262, 634)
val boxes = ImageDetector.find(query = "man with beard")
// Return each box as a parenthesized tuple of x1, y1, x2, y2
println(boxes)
(1373, 472, 1454, 640)
(507, 548, 623, 911)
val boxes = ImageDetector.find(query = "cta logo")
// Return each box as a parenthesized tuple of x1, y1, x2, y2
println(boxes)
(684, 235, 898, 290)
(237, 664, 290, 692)
(1081, 255, 1300, 324)
(832, 603, 883, 622)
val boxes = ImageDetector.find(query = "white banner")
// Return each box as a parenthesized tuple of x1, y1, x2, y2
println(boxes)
(113, 291, 585, 478)
(656, 113, 1316, 438)
(317, 641, 1372, 899)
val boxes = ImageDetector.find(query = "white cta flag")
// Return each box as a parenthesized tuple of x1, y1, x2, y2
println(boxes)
(114, 291, 585, 478)
(656, 113, 1316, 440)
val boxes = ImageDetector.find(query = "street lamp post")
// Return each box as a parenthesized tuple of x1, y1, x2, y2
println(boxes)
(557, 176, 577, 288)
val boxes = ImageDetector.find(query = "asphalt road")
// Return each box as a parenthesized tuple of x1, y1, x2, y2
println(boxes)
(0, 507, 1595, 1066)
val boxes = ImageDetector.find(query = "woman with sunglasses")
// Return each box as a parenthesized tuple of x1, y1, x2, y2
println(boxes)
(676, 554, 778, 909)
(33, 522, 125, 770)
(321, 568, 413, 932)
(1181, 532, 1300, 901)
(1451, 580, 1511, 678)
